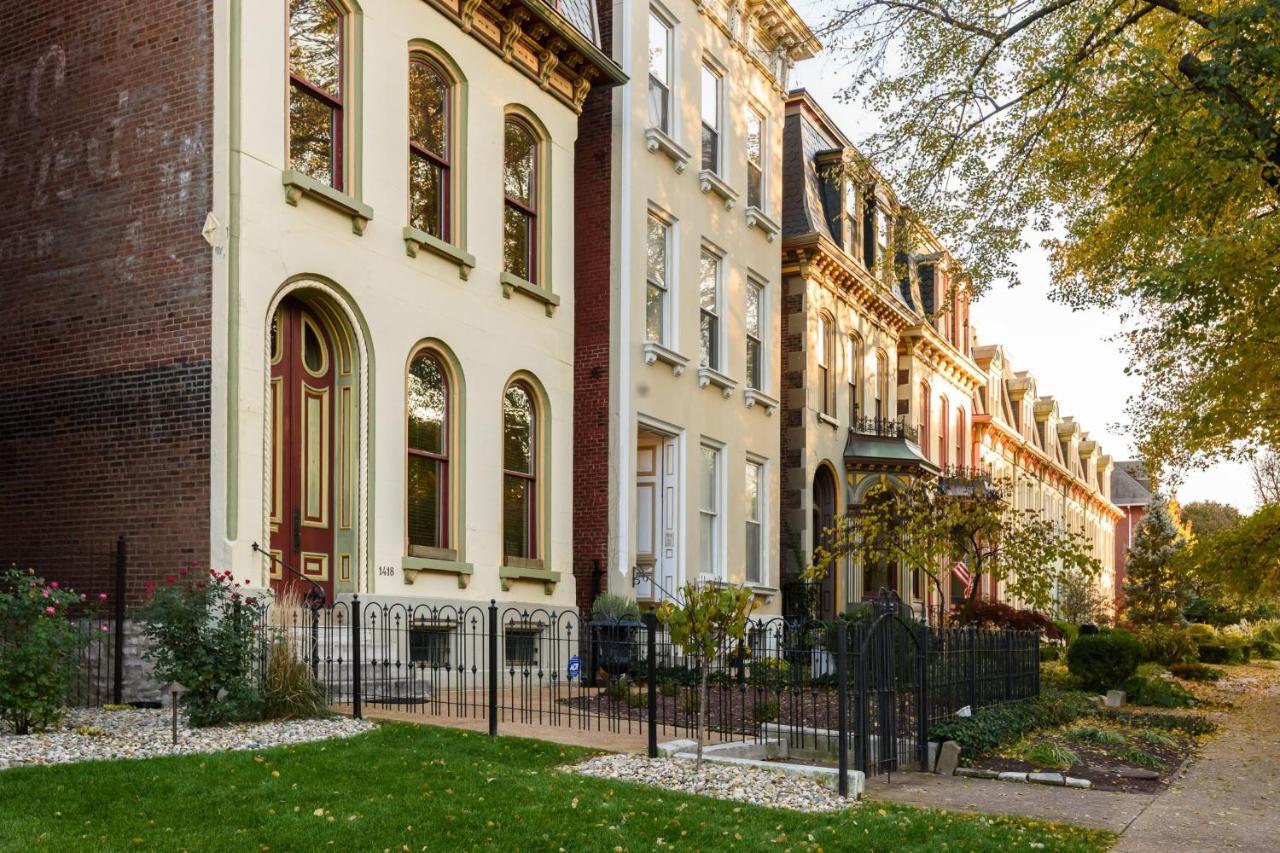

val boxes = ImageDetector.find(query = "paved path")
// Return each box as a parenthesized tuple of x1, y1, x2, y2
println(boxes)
(1114, 667, 1280, 852)
(865, 771, 1153, 833)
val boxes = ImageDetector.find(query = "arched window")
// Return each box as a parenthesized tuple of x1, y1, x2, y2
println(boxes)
(874, 350, 889, 421)
(289, 0, 346, 189)
(938, 396, 949, 467)
(502, 381, 538, 561)
(408, 55, 451, 240)
(848, 333, 863, 422)
(817, 313, 834, 415)
(407, 350, 450, 551)
(503, 118, 539, 283)
(955, 408, 966, 468)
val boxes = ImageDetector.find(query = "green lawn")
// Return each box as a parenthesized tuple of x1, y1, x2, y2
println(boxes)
(0, 722, 1112, 851)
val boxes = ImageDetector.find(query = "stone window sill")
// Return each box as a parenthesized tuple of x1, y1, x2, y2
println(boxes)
(699, 169, 738, 210)
(817, 411, 840, 429)
(404, 226, 476, 280)
(500, 271, 560, 317)
(401, 554, 474, 589)
(643, 340, 690, 376)
(745, 205, 781, 242)
(644, 127, 691, 173)
(749, 584, 778, 604)
(282, 169, 373, 235)
(697, 365, 737, 398)
(499, 563, 561, 595)
(744, 387, 779, 415)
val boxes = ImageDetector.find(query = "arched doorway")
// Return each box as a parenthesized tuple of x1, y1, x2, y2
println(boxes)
(812, 465, 838, 620)
(267, 291, 362, 602)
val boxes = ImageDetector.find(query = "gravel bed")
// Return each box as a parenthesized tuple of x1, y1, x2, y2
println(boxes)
(0, 708, 376, 770)
(567, 753, 857, 813)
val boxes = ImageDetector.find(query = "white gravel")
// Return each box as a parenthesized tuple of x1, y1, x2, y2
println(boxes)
(0, 708, 376, 770)
(568, 753, 857, 813)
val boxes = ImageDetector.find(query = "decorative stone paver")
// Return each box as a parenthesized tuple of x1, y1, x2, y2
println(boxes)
(1115, 664, 1280, 852)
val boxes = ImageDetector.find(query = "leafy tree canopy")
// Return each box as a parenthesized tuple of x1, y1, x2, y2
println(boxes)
(1180, 500, 1243, 541)
(818, 1, 1280, 472)
(1177, 502, 1280, 601)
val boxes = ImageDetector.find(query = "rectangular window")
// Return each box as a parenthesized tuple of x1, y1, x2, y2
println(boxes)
(699, 444, 721, 578)
(745, 107, 764, 208)
(700, 65, 721, 173)
(745, 460, 763, 585)
(699, 250, 720, 369)
(848, 335, 862, 423)
(409, 625, 451, 667)
(288, 0, 345, 189)
(645, 214, 669, 343)
(504, 628, 539, 667)
(817, 315, 831, 415)
(746, 280, 763, 390)
(648, 11, 672, 133)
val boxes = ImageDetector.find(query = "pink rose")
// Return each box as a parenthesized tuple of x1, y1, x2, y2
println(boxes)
(98, 593, 108, 601)
(100, 624, 110, 633)
(42, 589, 50, 598)
(50, 581, 59, 589)
(45, 606, 56, 615)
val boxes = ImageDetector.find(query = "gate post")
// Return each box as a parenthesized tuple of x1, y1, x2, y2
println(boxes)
(917, 622, 929, 771)
(836, 620, 849, 797)
(310, 603, 321, 680)
(1004, 628, 1014, 703)
(855, 621, 868, 775)
(488, 600, 499, 737)
(645, 612, 658, 758)
(1033, 630, 1041, 697)
(112, 535, 126, 705)
(966, 626, 977, 711)
(351, 594, 362, 719)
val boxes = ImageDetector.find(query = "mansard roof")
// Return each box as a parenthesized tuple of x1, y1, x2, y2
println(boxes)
(1111, 461, 1153, 507)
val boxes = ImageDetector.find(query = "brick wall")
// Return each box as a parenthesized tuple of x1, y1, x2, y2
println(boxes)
(571, 0, 615, 613)
(778, 273, 807, 580)
(0, 1, 215, 603)
(1113, 505, 1145, 613)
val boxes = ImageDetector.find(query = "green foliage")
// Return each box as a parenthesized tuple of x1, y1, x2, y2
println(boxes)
(746, 657, 791, 691)
(0, 568, 94, 734)
(262, 636, 328, 721)
(1056, 568, 1111, 627)
(1124, 501, 1192, 626)
(1122, 670, 1196, 709)
(1054, 620, 1080, 645)
(1168, 661, 1225, 682)
(1067, 630, 1143, 691)
(591, 593, 641, 623)
(1134, 625, 1199, 666)
(0, 723, 1118, 852)
(817, 1, 1280, 471)
(1040, 644, 1061, 662)
(1197, 633, 1250, 665)
(656, 581, 755, 768)
(1039, 662, 1078, 690)
(1103, 710, 1217, 737)
(1063, 725, 1127, 746)
(1178, 504, 1280, 603)
(1137, 729, 1178, 748)
(1117, 747, 1165, 770)
(928, 689, 1095, 758)
(1012, 739, 1080, 770)
(1187, 622, 1219, 643)
(138, 569, 264, 727)
(751, 699, 780, 725)
(1181, 502, 1243, 541)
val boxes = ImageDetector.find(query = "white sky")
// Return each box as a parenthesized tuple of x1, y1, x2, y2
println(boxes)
(788, 15, 1255, 512)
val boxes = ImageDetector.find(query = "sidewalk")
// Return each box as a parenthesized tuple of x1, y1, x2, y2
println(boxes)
(1115, 666, 1280, 852)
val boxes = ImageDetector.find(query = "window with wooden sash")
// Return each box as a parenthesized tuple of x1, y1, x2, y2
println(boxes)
(955, 408, 966, 468)
(647, 10, 672, 133)
(700, 64, 721, 173)
(746, 280, 764, 390)
(645, 214, 670, 344)
(938, 396, 949, 466)
(699, 444, 722, 578)
(503, 118, 538, 282)
(698, 250, 720, 369)
(875, 350, 889, 420)
(407, 350, 450, 552)
(744, 460, 763, 585)
(817, 314, 833, 415)
(408, 55, 451, 239)
(745, 107, 764, 208)
(848, 333, 863, 422)
(288, 0, 346, 189)
(502, 381, 538, 561)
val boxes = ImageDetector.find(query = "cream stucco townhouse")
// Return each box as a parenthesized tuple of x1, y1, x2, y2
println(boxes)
(570, 0, 819, 614)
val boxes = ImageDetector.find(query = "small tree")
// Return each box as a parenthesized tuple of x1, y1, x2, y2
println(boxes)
(655, 581, 755, 769)
(1056, 568, 1109, 626)
(1123, 499, 1191, 626)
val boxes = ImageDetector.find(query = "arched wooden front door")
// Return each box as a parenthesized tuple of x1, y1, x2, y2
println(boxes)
(812, 466, 838, 619)
(269, 296, 336, 602)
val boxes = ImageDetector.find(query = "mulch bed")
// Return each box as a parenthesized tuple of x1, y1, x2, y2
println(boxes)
(567, 685, 849, 736)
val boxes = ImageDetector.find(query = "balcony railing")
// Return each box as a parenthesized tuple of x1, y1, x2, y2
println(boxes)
(849, 414, 919, 443)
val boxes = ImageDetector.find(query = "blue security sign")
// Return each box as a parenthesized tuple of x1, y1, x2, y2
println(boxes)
(567, 656, 582, 680)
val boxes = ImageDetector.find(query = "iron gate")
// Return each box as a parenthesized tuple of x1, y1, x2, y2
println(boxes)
(854, 592, 930, 777)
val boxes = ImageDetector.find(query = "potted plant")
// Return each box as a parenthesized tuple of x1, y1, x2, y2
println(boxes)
(591, 593, 643, 678)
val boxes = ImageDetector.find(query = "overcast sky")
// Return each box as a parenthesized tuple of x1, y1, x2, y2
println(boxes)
(787, 10, 1255, 512)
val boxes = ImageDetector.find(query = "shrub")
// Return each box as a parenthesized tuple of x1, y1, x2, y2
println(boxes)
(751, 699, 780, 724)
(592, 593, 641, 623)
(1252, 639, 1280, 660)
(1197, 633, 1249, 665)
(138, 569, 264, 727)
(1134, 625, 1198, 665)
(261, 586, 328, 721)
(1053, 620, 1080, 646)
(1186, 622, 1218, 644)
(1064, 725, 1126, 745)
(951, 600, 1063, 640)
(746, 657, 791, 690)
(928, 688, 1095, 757)
(1039, 644, 1062, 662)
(1066, 630, 1143, 691)
(1122, 670, 1196, 708)
(0, 568, 95, 734)
(1012, 740, 1080, 769)
(1168, 661, 1224, 681)
(1117, 747, 1165, 769)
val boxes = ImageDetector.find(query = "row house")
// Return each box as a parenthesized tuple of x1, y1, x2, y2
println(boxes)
(573, 0, 818, 613)
(778, 91, 1118, 619)
(3, 0, 624, 614)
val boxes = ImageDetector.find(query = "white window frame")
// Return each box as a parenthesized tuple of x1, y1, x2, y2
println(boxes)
(698, 440, 725, 580)
(744, 456, 766, 586)
(645, 208, 674, 345)
(745, 105, 766, 210)
(745, 275, 766, 391)
(698, 242, 723, 370)
(699, 62, 723, 175)
(647, 7, 675, 135)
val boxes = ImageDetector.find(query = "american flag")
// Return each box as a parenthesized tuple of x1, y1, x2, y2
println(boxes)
(951, 560, 974, 597)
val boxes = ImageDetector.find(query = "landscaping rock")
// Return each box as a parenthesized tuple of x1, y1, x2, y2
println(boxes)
(0, 708, 374, 771)
(1028, 772, 1065, 786)
(935, 740, 962, 776)
(1105, 690, 1126, 709)
(569, 753, 858, 812)
(656, 738, 699, 758)
(997, 771, 1029, 782)
(1116, 766, 1161, 780)
(955, 767, 999, 779)
(1064, 777, 1093, 789)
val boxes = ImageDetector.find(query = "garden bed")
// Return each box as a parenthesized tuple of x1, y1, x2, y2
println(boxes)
(0, 707, 374, 770)
(568, 684, 847, 735)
